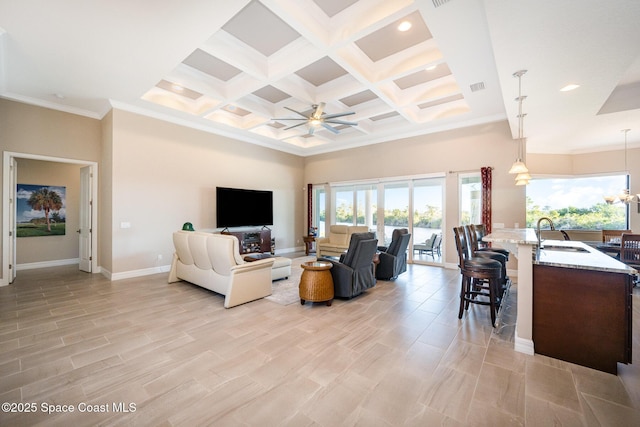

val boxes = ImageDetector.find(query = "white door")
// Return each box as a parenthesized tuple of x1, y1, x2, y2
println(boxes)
(8, 157, 17, 283)
(79, 166, 92, 272)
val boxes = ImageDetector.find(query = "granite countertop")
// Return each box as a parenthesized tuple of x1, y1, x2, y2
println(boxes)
(534, 239, 636, 274)
(483, 228, 538, 245)
(484, 228, 636, 275)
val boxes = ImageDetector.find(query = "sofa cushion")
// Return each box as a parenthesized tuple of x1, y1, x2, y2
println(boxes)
(328, 225, 349, 245)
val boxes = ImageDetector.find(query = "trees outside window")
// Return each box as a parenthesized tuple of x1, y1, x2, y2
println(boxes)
(526, 175, 628, 229)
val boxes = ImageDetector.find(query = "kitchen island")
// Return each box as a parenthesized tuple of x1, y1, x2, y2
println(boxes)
(484, 229, 636, 374)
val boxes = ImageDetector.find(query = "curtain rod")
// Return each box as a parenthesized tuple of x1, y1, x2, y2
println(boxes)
(448, 166, 493, 174)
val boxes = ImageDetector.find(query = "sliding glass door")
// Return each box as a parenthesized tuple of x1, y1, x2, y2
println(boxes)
(382, 183, 409, 247)
(313, 175, 445, 266)
(412, 177, 444, 264)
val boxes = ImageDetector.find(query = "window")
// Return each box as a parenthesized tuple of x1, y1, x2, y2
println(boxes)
(312, 185, 326, 237)
(356, 184, 376, 228)
(413, 177, 444, 264)
(459, 174, 481, 225)
(329, 184, 377, 230)
(381, 183, 409, 246)
(334, 186, 354, 225)
(526, 175, 628, 229)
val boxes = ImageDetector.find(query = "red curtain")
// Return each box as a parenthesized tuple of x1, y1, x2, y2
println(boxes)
(481, 167, 492, 234)
(307, 183, 313, 235)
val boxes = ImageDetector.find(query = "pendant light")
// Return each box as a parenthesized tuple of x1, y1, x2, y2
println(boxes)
(604, 129, 639, 204)
(509, 70, 529, 184)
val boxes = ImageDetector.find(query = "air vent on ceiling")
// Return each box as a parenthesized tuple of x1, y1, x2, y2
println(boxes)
(470, 82, 485, 92)
(432, 0, 452, 8)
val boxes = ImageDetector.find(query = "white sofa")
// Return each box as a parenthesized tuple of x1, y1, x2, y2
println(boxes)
(316, 225, 370, 257)
(169, 231, 275, 308)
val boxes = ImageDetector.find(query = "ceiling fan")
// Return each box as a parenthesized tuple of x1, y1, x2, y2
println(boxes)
(272, 102, 357, 135)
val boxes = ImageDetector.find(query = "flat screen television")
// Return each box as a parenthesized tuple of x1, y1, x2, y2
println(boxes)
(216, 187, 273, 228)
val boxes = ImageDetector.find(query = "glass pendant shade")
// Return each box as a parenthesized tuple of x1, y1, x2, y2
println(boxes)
(509, 160, 529, 174)
(515, 172, 531, 181)
(515, 179, 530, 186)
(603, 196, 617, 205)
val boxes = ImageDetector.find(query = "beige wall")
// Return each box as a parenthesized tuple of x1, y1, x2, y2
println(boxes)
(108, 109, 305, 275)
(0, 99, 102, 160)
(0, 99, 101, 281)
(100, 110, 114, 273)
(16, 159, 82, 264)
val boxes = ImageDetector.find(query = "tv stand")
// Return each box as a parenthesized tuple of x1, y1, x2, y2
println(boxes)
(222, 229, 272, 255)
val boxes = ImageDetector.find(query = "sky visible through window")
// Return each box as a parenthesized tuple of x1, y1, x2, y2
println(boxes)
(527, 175, 627, 209)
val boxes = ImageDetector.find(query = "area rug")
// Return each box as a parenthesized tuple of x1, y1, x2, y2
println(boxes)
(265, 256, 316, 305)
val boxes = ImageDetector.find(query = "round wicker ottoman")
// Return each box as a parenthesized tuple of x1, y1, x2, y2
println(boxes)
(299, 261, 334, 306)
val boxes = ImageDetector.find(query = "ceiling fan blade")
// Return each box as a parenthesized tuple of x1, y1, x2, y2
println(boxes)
(325, 119, 358, 126)
(323, 111, 355, 119)
(321, 123, 340, 134)
(284, 106, 310, 119)
(312, 102, 325, 119)
(272, 117, 307, 121)
(308, 126, 315, 135)
(284, 122, 309, 131)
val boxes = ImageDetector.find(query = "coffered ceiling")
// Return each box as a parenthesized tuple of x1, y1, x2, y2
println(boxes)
(1, 0, 639, 156)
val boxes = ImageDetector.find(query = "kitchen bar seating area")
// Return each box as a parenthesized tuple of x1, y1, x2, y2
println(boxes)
(453, 225, 509, 327)
(484, 226, 636, 375)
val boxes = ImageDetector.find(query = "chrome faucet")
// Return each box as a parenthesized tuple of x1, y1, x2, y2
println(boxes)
(536, 217, 555, 249)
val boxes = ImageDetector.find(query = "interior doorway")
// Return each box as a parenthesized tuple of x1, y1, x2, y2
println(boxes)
(2, 152, 98, 285)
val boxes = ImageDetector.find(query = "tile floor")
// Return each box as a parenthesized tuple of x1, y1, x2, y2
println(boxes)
(0, 260, 639, 426)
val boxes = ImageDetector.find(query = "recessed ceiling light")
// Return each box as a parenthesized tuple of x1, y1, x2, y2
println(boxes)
(171, 84, 184, 92)
(426, 64, 438, 71)
(560, 84, 580, 92)
(397, 21, 412, 32)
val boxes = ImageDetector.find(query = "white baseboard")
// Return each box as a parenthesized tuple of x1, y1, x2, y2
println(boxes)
(274, 246, 304, 255)
(110, 264, 171, 281)
(514, 330, 535, 355)
(16, 258, 80, 271)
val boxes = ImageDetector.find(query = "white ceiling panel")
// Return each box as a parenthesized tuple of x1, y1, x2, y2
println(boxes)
(0, 0, 638, 156)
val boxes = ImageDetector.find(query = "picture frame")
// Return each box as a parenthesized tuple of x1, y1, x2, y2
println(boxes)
(16, 184, 67, 237)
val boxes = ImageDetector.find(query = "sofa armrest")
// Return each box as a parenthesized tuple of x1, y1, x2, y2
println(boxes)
(168, 253, 180, 283)
(316, 236, 330, 244)
(231, 258, 275, 273)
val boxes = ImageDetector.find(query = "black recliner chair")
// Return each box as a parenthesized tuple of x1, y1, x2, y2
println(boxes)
(376, 228, 411, 280)
(319, 232, 378, 299)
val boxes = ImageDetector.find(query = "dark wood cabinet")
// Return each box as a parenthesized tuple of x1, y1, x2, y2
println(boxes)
(533, 264, 632, 374)
(222, 229, 272, 255)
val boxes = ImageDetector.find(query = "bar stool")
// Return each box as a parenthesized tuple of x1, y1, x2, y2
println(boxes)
(471, 224, 509, 260)
(466, 225, 509, 299)
(620, 233, 640, 286)
(453, 226, 503, 327)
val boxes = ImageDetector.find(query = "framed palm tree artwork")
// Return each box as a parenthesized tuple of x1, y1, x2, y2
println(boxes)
(16, 184, 66, 237)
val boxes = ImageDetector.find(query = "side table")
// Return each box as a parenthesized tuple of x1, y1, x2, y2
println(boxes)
(303, 235, 316, 255)
(299, 261, 334, 306)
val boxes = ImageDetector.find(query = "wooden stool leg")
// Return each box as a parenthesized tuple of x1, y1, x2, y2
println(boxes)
(458, 275, 467, 319)
(489, 277, 497, 327)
